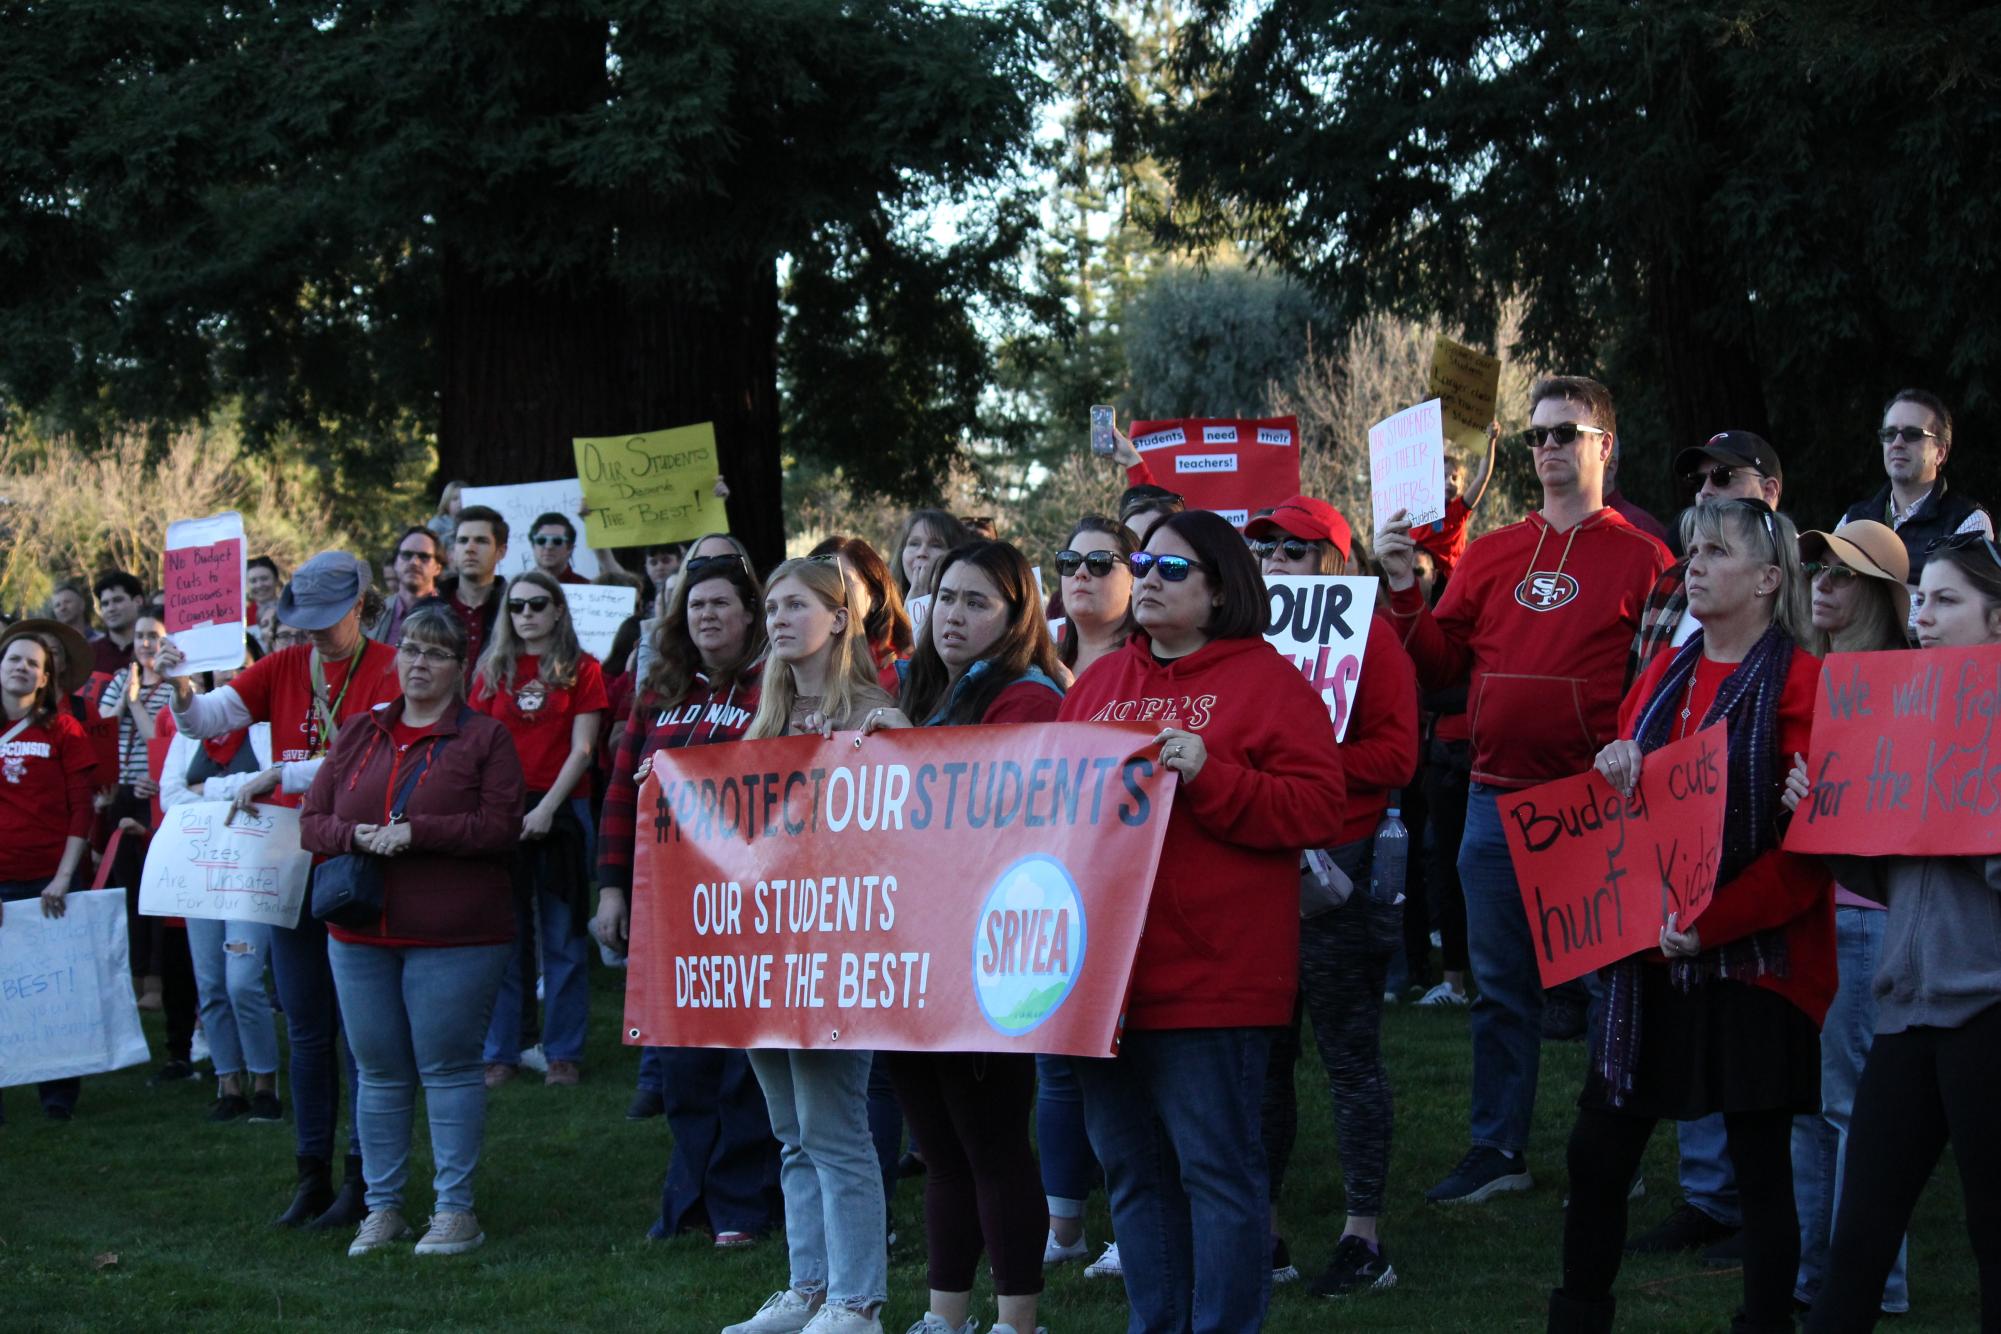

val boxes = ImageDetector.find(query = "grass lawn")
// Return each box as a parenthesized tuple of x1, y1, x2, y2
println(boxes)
(2, 966, 1978, 1332)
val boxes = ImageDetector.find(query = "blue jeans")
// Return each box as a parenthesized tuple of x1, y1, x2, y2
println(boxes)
(866, 1052, 904, 1210)
(1074, 1027, 1271, 1334)
(653, 1048, 780, 1237)
(1679, 1114, 1740, 1226)
(0, 879, 80, 1116)
(186, 917, 278, 1078)
(328, 938, 511, 1214)
(268, 909, 361, 1160)
(747, 1047, 888, 1310)
(1036, 1052, 1098, 1217)
(638, 1045, 668, 1094)
(483, 887, 591, 1065)
(1460, 784, 1545, 1154)
(1794, 906, 1910, 1312)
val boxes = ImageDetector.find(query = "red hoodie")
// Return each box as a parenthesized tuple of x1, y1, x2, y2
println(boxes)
(1060, 633, 1347, 1029)
(1388, 508, 1670, 789)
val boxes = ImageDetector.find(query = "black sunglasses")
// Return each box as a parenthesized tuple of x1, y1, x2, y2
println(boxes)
(506, 596, 553, 614)
(395, 548, 436, 563)
(1928, 530, 2001, 566)
(1686, 464, 1761, 490)
(530, 534, 571, 547)
(684, 553, 747, 578)
(1520, 422, 1608, 449)
(1878, 425, 1939, 446)
(1055, 548, 1122, 578)
(1128, 552, 1210, 582)
(1249, 537, 1316, 562)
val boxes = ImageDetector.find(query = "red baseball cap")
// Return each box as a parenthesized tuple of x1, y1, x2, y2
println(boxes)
(1244, 495, 1353, 562)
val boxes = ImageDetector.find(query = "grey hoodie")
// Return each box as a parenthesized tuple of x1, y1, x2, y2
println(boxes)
(1825, 854, 2001, 1035)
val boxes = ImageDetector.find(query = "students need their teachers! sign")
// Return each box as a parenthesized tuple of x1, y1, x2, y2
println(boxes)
(625, 723, 1176, 1056)
(573, 423, 728, 547)
(1124, 416, 1301, 528)
(1785, 645, 2001, 856)
(1501, 726, 1728, 988)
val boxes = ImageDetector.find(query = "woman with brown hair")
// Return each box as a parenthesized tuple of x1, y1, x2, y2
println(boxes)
(808, 536, 913, 693)
(890, 510, 969, 605)
(1054, 515, 1138, 682)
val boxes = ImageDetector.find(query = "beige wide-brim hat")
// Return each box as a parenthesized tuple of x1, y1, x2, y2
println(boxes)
(0, 618, 96, 694)
(1798, 519, 1910, 628)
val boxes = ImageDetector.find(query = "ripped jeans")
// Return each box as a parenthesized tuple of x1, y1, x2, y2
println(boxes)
(186, 917, 279, 1078)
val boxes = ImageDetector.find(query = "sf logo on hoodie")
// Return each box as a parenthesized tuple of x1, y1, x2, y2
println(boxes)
(1515, 571, 1581, 612)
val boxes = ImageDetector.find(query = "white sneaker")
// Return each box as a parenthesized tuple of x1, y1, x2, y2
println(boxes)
(1084, 1241, 1123, 1278)
(413, 1209, 485, 1256)
(724, 1290, 820, 1334)
(900, 1316, 972, 1334)
(1043, 1226, 1089, 1266)
(1415, 981, 1469, 1007)
(989, 1327, 1048, 1334)
(347, 1208, 413, 1257)
(518, 1043, 549, 1074)
(801, 1306, 884, 1334)
(189, 1024, 211, 1066)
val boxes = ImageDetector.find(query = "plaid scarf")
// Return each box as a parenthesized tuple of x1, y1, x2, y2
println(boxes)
(1593, 621, 1794, 1106)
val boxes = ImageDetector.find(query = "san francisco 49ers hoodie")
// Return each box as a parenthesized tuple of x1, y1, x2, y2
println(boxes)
(1060, 632, 1347, 1029)
(1388, 508, 1670, 790)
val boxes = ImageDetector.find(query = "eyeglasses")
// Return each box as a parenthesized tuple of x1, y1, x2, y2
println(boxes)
(395, 642, 461, 664)
(1249, 537, 1316, 562)
(506, 596, 553, 614)
(1127, 552, 1210, 582)
(684, 553, 747, 578)
(395, 548, 437, 563)
(1686, 464, 1761, 490)
(530, 534, 571, 547)
(1878, 425, 1939, 446)
(1928, 530, 2001, 566)
(1055, 549, 1122, 578)
(960, 515, 996, 529)
(1803, 562, 1859, 584)
(1520, 423, 1609, 449)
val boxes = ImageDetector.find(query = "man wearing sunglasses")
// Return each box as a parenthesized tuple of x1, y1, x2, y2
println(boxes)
(1376, 375, 1673, 1208)
(528, 512, 592, 586)
(1838, 388, 1991, 582)
(370, 527, 443, 645)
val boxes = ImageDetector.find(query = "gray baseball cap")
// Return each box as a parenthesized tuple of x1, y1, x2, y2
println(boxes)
(276, 551, 373, 631)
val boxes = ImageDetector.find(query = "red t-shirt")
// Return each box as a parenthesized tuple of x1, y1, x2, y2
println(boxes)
(0, 712, 98, 881)
(389, 717, 438, 752)
(1412, 495, 1473, 575)
(226, 640, 403, 805)
(467, 653, 609, 794)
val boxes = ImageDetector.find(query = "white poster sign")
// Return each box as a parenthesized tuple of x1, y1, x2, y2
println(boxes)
(1262, 576, 1379, 743)
(138, 802, 312, 927)
(0, 888, 151, 1086)
(162, 510, 248, 675)
(564, 584, 640, 664)
(461, 480, 601, 580)
(1368, 399, 1448, 532)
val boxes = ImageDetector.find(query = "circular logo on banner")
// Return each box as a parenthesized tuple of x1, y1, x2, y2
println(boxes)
(972, 854, 1088, 1037)
(1514, 571, 1581, 612)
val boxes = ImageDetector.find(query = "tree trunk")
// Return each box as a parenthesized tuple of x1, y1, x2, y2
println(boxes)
(435, 254, 786, 573)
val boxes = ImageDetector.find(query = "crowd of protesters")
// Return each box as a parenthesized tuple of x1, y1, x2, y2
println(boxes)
(0, 382, 1995, 1334)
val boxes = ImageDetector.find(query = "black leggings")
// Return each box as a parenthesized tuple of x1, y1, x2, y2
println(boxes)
(1563, 1105, 1798, 1327)
(1805, 1004, 2001, 1333)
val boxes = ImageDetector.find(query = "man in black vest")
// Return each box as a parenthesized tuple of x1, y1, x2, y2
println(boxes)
(1841, 388, 1991, 582)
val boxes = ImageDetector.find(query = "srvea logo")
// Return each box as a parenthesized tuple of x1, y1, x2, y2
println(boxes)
(972, 854, 1087, 1036)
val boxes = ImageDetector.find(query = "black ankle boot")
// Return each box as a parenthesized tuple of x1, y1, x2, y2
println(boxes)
(307, 1153, 366, 1230)
(1730, 1309, 1797, 1334)
(274, 1155, 333, 1228)
(1547, 1288, 1616, 1334)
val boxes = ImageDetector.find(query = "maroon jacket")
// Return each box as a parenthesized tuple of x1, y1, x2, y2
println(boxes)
(300, 698, 524, 945)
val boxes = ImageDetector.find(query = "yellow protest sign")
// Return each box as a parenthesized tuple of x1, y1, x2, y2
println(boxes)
(573, 423, 729, 546)
(1428, 336, 1502, 453)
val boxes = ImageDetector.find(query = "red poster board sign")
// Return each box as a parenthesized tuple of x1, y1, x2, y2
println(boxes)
(1501, 725, 1728, 987)
(1127, 415, 1301, 527)
(626, 722, 1175, 1055)
(1785, 644, 2001, 856)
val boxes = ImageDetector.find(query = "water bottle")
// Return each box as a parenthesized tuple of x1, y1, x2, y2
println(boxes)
(1369, 794, 1408, 906)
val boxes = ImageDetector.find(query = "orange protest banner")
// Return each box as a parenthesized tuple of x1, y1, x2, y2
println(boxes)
(625, 722, 1176, 1056)
(1785, 644, 2001, 856)
(1501, 725, 1727, 988)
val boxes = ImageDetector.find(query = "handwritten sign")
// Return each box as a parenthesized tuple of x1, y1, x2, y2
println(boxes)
(1369, 400, 1448, 532)
(1501, 725, 1727, 987)
(574, 423, 729, 547)
(0, 888, 151, 1086)
(1125, 416, 1302, 528)
(564, 584, 639, 664)
(1785, 645, 2001, 856)
(1429, 336, 1501, 454)
(137, 802, 311, 927)
(626, 722, 1175, 1055)
(460, 480, 601, 580)
(1263, 576, 1378, 743)
(163, 511, 247, 675)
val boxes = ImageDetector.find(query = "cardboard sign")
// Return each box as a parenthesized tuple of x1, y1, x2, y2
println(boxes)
(1429, 336, 1501, 453)
(574, 423, 729, 547)
(1501, 725, 1727, 987)
(0, 888, 151, 1086)
(1785, 645, 2001, 856)
(137, 802, 312, 927)
(625, 722, 1176, 1055)
(163, 511, 247, 675)
(1368, 399, 1448, 531)
(1262, 576, 1379, 743)
(564, 584, 639, 664)
(907, 594, 933, 636)
(1125, 416, 1301, 528)
(460, 479, 601, 580)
